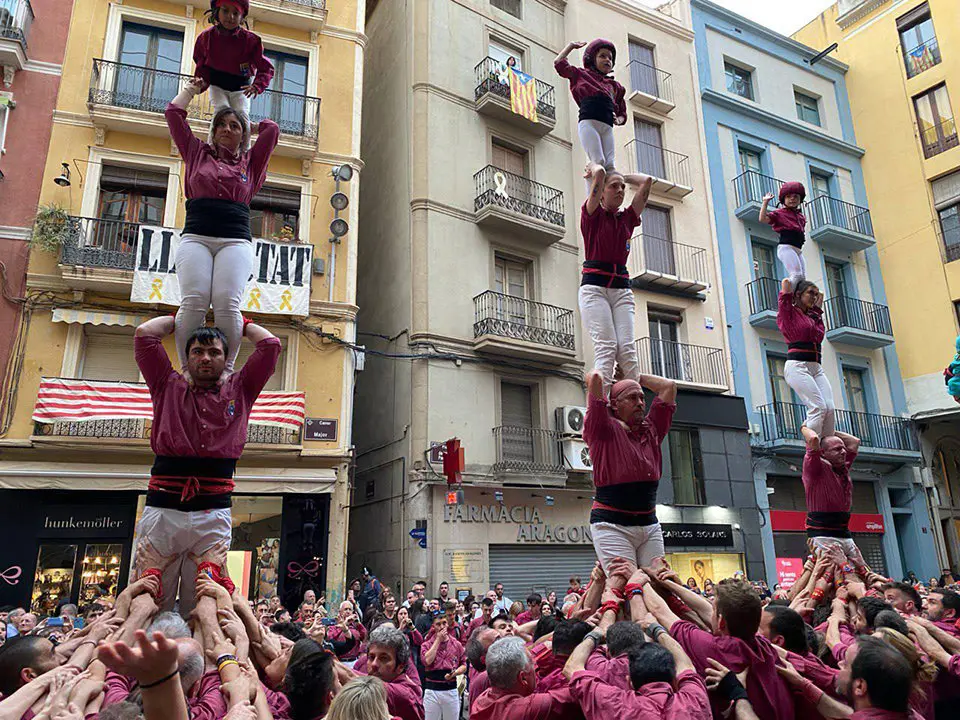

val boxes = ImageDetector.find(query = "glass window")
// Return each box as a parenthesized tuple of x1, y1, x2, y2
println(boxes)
(490, 0, 521, 19)
(914, 84, 958, 158)
(648, 315, 681, 379)
(250, 185, 301, 241)
(767, 355, 795, 406)
(751, 241, 775, 280)
(494, 256, 530, 326)
(898, 3, 940, 78)
(669, 428, 705, 505)
(230, 496, 284, 601)
(842, 367, 869, 414)
(250, 51, 308, 134)
(116, 23, 184, 112)
(94, 165, 168, 253)
(79, 545, 124, 606)
(825, 261, 848, 299)
(739, 148, 762, 173)
(724, 62, 753, 100)
(795, 91, 821, 126)
(642, 205, 675, 275)
(32, 544, 78, 616)
(811, 173, 831, 199)
(939, 203, 960, 262)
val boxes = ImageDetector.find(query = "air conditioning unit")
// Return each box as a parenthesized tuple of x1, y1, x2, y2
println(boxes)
(561, 439, 592, 472)
(555, 406, 587, 436)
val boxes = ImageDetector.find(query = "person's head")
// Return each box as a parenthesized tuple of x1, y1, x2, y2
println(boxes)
(686, 577, 698, 589)
(414, 582, 426, 598)
(854, 597, 893, 633)
(209, 106, 249, 156)
(609, 378, 645, 428)
(271, 622, 307, 644)
(494, 583, 504, 598)
(275, 607, 292, 624)
(532, 615, 557, 641)
(605, 621, 646, 658)
(284, 639, 337, 720)
(600, 171, 626, 212)
(0, 636, 59, 696)
(465, 627, 499, 670)
(184, 326, 229, 386)
(568, 576, 581, 591)
(778, 181, 806, 209)
(481, 597, 495, 617)
(525, 593, 543, 617)
(429, 599, 440, 613)
(874, 627, 937, 694)
(350, 579, 362, 594)
(444, 600, 457, 618)
(211, 0, 247, 30)
(58, 604, 78, 620)
(547, 591, 557, 606)
(431, 612, 449, 635)
(383, 595, 397, 615)
(627, 642, 676, 690)
(303, 589, 317, 604)
(551, 620, 590, 656)
(712, 579, 761, 640)
(338, 601, 354, 620)
(925, 588, 960, 622)
(703, 580, 715, 597)
(367, 625, 410, 683)
(793, 279, 821, 311)
(583, 38, 616, 75)
(873, 610, 909, 637)
(486, 636, 537, 695)
(882, 583, 921, 615)
(97, 702, 143, 720)
(147, 611, 192, 639)
(820, 435, 848, 469)
(299, 602, 316, 621)
(930, 577, 940, 588)
(837, 635, 912, 713)
(438, 582, 449, 598)
(82, 604, 106, 623)
(0, 606, 10, 623)
(406, 591, 416, 605)
(175, 637, 205, 693)
(16, 613, 37, 634)
(760, 606, 808, 654)
(396, 606, 410, 626)
(490, 614, 513, 637)
(508, 600, 523, 619)
(327, 675, 390, 720)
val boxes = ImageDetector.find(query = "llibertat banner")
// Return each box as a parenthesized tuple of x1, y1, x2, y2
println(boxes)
(130, 226, 313, 316)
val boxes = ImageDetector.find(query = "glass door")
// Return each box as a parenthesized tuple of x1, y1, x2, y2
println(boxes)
(842, 367, 873, 444)
(116, 23, 184, 112)
(494, 257, 529, 328)
(251, 51, 308, 134)
(739, 149, 762, 203)
(649, 316, 681, 379)
(31, 544, 78, 616)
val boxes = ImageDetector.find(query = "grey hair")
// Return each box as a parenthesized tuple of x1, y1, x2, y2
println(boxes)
(486, 636, 532, 689)
(326, 676, 391, 720)
(59, 604, 78, 617)
(367, 625, 410, 667)
(147, 612, 191, 639)
(179, 645, 205, 691)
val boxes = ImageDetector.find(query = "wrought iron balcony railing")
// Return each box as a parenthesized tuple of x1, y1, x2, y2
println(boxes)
(0, 0, 33, 46)
(626, 60, 674, 105)
(746, 277, 779, 316)
(824, 296, 893, 337)
(732, 170, 785, 210)
(59, 216, 149, 271)
(806, 195, 874, 237)
(636, 338, 727, 388)
(473, 291, 574, 350)
(904, 37, 941, 79)
(626, 139, 691, 189)
(756, 401, 918, 452)
(918, 116, 959, 159)
(89, 59, 321, 140)
(474, 57, 556, 122)
(631, 233, 708, 284)
(33, 417, 300, 444)
(474, 166, 564, 228)
(272, 0, 326, 7)
(493, 426, 565, 476)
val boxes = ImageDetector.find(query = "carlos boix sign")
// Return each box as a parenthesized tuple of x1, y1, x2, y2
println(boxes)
(130, 226, 313, 315)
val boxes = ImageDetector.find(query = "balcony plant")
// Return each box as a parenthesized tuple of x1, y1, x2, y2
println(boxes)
(31, 204, 73, 254)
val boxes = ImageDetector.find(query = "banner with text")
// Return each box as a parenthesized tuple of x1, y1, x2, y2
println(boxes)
(130, 226, 313, 316)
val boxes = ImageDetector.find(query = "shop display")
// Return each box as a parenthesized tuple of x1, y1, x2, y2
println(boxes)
(80, 544, 123, 604)
(256, 537, 280, 600)
(31, 544, 77, 615)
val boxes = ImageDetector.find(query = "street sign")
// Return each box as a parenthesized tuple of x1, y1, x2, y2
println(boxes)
(409, 528, 427, 540)
(418, 538, 427, 549)
(304, 418, 338, 441)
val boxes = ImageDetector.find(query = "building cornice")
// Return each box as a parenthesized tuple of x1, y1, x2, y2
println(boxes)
(588, 0, 694, 40)
(0, 226, 30, 241)
(701, 88, 865, 157)
(322, 23, 368, 47)
(23, 59, 62, 76)
(836, 0, 890, 29)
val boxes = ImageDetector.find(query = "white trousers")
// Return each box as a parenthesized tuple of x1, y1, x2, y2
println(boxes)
(592, 522, 665, 572)
(579, 119, 616, 194)
(174, 233, 254, 372)
(208, 85, 251, 118)
(424, 688, 459, 720)
(784, 360, 836, 437)
(810, 537, 866, 568)
(130, 506, 233, 619)
(777, 244, 807, 289)
(579, 285, 639, 393)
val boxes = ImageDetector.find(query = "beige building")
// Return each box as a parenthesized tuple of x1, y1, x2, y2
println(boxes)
(352, 0, 756, 601)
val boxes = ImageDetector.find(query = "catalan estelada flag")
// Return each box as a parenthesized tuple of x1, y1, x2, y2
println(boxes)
(509, 67, 539, 123)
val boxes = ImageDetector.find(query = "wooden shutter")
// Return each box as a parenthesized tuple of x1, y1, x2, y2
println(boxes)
(501, 382, 533, 427)
(79, 329, 140, 382)
(633, 119, 665, 178)
(628, 42, 657, 97)
(233, 340, 286, 391)
(492, 143, 526, 177)
(641, 205, 671, 241)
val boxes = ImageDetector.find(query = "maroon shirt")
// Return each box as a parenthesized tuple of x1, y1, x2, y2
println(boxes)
(466, 614, 491, 638)
(516, 610, 539, 626)
(670, 620, 794, 720)
(584, 651, 630, 691)
(554, 58, 626, 122)
(472, 686, 580, 720)
(421, 629, 465, 671)
(469, 668, 491, 713)
(570, 669, 710, 720)
(193, 25, 275, 93)
(383, 674, 425, 720)
(580, 202, 640, 266)
(101, 669, 227, 720)
(803, 446, 857, 514)
(787, 650, 840, 720)
(135, 335, 281, 459)
(777, 291, 825, 347)
(327, 621, 366, 661)
(165, 103, 278, 203)
(849, 710, 923, 720)
(768, 207, 806, 234)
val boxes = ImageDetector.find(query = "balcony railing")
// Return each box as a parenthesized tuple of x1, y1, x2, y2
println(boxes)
(824, 296, 893, 336)
(89, 59, 321, 140)
(630, 233, 708, 290)
(746, 277, 779, 316)
(272, 0, 326, 7)
(34, 417, 301, 444)
(806, 195, 874, 237)
(919, 116, 959, 159)
(732, 170, 784, 211)
(492, 426, 565, 476)
(474, 57, 556, 122)
(473, 291, 575, 350)
(636, 338, 727, 388)
(626, 139, 691, 189)
(904, 37, 941, 79)
(756, 402, 918, 452)
(474, 165, 564, 227)
(59, 216, 144, 271)
(626, 60, 674, 105)
(0, 0, 33, 46)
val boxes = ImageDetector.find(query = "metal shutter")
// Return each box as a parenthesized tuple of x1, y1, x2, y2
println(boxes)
(853, 534, 887, 577)
(233, 340, 286, 391)
(488, 544, 598, 601)
(500, 383, 534, 462)
(79, 329, 139, 382)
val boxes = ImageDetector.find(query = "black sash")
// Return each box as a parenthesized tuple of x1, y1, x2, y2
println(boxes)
(581, 260, 630, 289)
(578, 94, 615, 125)
(778, 229, 805, 249)
(806, 511, 851, 539)
(788, 341, 822, 364)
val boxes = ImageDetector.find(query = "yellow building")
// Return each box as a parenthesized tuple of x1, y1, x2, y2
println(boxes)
(0, 0, 364, 614)
(794, 0, 960, 569)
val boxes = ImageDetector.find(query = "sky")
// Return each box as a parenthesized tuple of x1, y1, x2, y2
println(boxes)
(635, 0, 839, 36)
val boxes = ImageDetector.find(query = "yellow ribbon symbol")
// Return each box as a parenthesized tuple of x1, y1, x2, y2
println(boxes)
(149, 278, 163, 300)
(279, 289, 293, 312)
(247, 287, 262, 311)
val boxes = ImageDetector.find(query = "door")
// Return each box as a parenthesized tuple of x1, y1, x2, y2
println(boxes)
(492, 142, 529, 208)
(489, 41, 522, 70)
(492, 142, 526, 177)
(750, 242, 777, 312)
(634, 119, 665, 179)
(116, 23, 184, 112)
(250, 51, 308, 134)
(500, 382, 535, 464)
(825, 261, 850, 327)
(628, 41, 658, 98)
(738, 149, 763, 202)
(648, 315, 681, 379)
(641, 205, 675, 275)
(842, 367, 873, 443)
(914, 84, 957, 157)
(810, 172, 833, 227)
(494, 257, 530, 328)
(767, 356, 801, 438)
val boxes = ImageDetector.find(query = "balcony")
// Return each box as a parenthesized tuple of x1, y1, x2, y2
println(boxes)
(626, 60, 675, 114)
(474, 57, 555, 136)
(88, 59, 321, 158)
(746, 277, 779, 330)
(755, 401, 920, 462)
(732, 170, 784, 221)
(34, 418, 302, 446)
(154, 0, 327, 31)
(58, 216, 141, 293)
(492, 426, 566, 485)
(473, 291, 576, 364)
(0, 0, 33, 70)
(904, 37, 941, 79)
(824, 296, 894, 349)
(806, 195, 874, 252)
(625, 139, 692, 199)
(628, 232, 708, 295)
(473, 165, 565, 244)
(636, 337, 728, 392)
(918, 117, 959, 160)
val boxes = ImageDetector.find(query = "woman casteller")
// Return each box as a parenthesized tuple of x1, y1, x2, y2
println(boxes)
(165, 76, 279, 371)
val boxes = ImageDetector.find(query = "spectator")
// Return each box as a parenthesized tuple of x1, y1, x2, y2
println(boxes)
(421, 610, 465, 720)
(883, 583, 921, 616)
(360, 624, 425, 720)
(359, 568, 383, 617)
(437, 582, 451, 605)
(836, 635, 914, 716)
(285, 638, 338, 720)
(328, 675, 392, 720)
(492, 584, 512, 616)
(567, 577, 584, 596)
(327, 600, 366, 667)
(515, 594, 543, 625)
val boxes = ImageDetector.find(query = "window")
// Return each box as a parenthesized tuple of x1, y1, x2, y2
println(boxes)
(940, 203, 960, 262)
(825, 261, 848, 299)
(767, 356, 794, 405)
(234, 337, 287, 391)
(738, 148, 763, 203)
(811, 172, 831, 199)
(668, 428, 705, 505)
(78, 327, 139, 382)
(641, 205, 674, 275)
(494, 255, 531, 326)
(898, 3, 940, 78)
(724, 61, 753, 100)
(634, 119, 665, 179)
(93, 165, 168, 253)
(488, 40, 522, 71)
(842, 367, 869, 415)
(116, 23, 184, 111)
(500, 382, 534, 463)
(795, 91, 821, 126)
(739, 148, 761, 173)
(491, 140, 527, 177)
(490, 0, 521, 19)
(648, 312, 681, 379)
(751, 241, 776, 281)
(628, 41, 659, 97)
(250, 51, 307, 132)
(0, 96, 11, 156)
(914, 84, 958, 158)
(251, 185, 301, 241)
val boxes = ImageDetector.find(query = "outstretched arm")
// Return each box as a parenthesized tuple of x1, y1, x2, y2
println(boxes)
(555, 40, 587, 66)
(640, 373, 677, 405)
(624, 174, 653, 216)
(802, 426, 820, 451)
(759, 193, 775, 225)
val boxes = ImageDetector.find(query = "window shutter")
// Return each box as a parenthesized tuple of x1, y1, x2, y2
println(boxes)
(100, 165, 169, 194)
(233, 340, 286, 391)
(251, 186, 302, 213)
(501, 383, 533, 428)
(896, 2, 929, 30)
(79, 330, 140, 382)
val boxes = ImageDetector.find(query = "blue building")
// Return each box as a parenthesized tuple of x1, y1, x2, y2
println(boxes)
(691, 0, 938, 583)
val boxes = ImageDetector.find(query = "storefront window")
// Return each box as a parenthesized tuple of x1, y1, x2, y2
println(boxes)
(229, 496, 283, 601)
(80, 544, 123, 605)
(669, 428, 705, 505)
(665, 552, 744, 588)
(31, 544, 78, 616)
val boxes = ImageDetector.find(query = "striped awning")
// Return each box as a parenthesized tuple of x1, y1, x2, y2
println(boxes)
(52, 309, 147, 327)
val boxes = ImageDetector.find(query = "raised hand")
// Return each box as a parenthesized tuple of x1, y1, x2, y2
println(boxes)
(570, 41, 588, 49)
(762, 192, 774, 203)
(98, 630, 179, 687)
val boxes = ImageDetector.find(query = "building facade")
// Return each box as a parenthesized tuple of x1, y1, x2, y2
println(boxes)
(0, 0, 364, 614)
(352, 0, 754, 601)
(793, 0, 960, 578)
(693, 0, 938, 584)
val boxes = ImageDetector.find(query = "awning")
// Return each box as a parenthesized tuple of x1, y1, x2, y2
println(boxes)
(52, 309, 147, 327)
